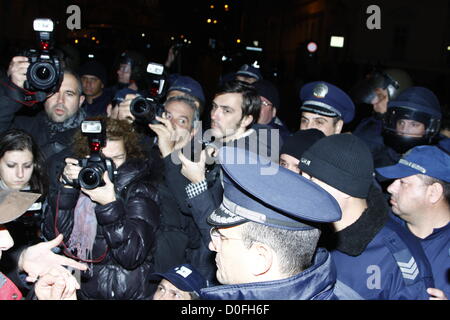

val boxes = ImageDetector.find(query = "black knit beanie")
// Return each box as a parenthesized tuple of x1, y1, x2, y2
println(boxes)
(79, 60, 107, 85)
(299, 134, 374, 198)
(280, 129, 325, 161)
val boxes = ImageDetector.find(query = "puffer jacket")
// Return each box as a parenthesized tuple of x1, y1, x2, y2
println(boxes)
(42, 158, 160, 300)
(200, 248, 352, 300)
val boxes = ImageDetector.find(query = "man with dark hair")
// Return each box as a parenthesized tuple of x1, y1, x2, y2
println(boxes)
(160, 80, 277, 283)
(199, 146, 346, 299)
(0, 57, 90, 200)
(0, 56, 86, 162)
(377, 145, 450, 299)
(299, 134, 436, 300)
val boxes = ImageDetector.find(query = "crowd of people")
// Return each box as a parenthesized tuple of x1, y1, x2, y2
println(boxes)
(0, 45, 448, 300)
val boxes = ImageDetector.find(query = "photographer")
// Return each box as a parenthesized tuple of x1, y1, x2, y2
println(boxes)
(0, 58, 86, 163)
(42, 117, 160, 300)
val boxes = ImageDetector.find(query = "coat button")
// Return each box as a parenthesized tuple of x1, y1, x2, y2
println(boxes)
(12, 293, 18, 299)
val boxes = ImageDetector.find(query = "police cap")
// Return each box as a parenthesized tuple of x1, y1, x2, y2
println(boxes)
(300, 81, 355, 123)
(207, 147, 342, 230)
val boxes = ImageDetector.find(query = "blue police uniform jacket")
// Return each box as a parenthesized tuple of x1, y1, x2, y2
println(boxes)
(328, 186, 434, 300)
(392, 215, 450, 298)
(199, 248, 353, 300)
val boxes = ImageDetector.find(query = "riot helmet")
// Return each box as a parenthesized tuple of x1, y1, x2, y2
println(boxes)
(117, 50, 147, 86)
(351, 68, 413, 105)
(383, 87, 441, 154)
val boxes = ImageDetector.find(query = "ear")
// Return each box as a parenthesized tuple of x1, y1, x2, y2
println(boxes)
(427, 182, 444, 205)
(249, 242, 273, 277)
(334, 119, 344, 134)
(272, 107, 277, 118)
(240, 115, 254, 129)
(78, 94, 85, 106)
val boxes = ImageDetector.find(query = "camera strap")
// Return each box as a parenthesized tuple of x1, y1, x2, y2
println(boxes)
(0, 79, 46, 107)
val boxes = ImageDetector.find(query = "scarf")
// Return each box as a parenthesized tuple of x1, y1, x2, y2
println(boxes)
(45, 108, 87, 137)
(67, 192, 97, 274)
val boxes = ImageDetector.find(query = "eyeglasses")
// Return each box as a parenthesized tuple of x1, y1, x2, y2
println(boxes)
(209, 227, 242, 249)
(261, 100, 273, 107)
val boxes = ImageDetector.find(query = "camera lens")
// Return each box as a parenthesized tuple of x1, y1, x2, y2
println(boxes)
(130, 97, 158, 124)
(28, 62, 57, 90)
(79, 167, 101, 190)
(132, 99, 149, 114)
(36, 66, 51, 81)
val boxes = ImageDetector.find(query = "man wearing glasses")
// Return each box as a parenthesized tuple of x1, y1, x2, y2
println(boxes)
(198, 146, 355, 299)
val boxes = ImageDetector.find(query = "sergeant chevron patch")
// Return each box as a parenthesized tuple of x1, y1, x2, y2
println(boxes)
(393, 250, 419, 283)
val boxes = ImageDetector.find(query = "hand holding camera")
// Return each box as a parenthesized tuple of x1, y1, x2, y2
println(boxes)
(148, 113, 178, 158)
(7, 56, 30, 88)
(109, 93, 138, 122)
(61, 158, 82, 186)
(80, 171, 116, 205)
(7, 19, 63, 106)
(61, 121, 118, 205)
(23, 19, 63, 98)
(61, 158, 116, 205)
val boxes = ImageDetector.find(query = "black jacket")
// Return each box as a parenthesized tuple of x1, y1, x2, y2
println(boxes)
(42, 158, 160, 300)
(0, 78, 85, 161)
(163, 128, 278, 284)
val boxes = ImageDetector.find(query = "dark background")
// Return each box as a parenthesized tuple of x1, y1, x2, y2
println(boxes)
(1, 0, 449, 131)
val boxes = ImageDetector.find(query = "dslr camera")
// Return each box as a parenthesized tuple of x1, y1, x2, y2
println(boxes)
(125, 62, 166, 124)
(111, 62, 166, 125)
(22, 19, 63, 97)
(73, 120, 117, 190)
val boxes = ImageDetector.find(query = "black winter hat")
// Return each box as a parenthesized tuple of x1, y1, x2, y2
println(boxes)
(253, 80, 281, 109)
(79, 60, 107, 85)
(280, 129, 325, 161)
(299, 134, 374, 198)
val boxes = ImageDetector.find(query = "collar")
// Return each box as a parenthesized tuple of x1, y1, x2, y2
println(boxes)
(421, 221, 450, 241)
(45, 108, 87, 134)
(200, 248, 336, 300)
(323, 184, 389, 256)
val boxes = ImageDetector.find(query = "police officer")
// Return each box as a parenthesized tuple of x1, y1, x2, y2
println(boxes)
(199, 146, 353, 300)
(354, 86, 444, 169)
(377, 145, 450, 299)
(351, 68, 413, 117)
(235, 64, 262, 84)
(299, 134, 435, 300)
(113, 50, 148, 93)
(299, 81, 355, 136)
